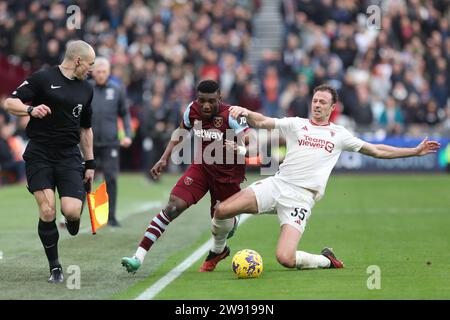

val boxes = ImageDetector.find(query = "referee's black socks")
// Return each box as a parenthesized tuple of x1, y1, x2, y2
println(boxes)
(38, 219, 60, 270)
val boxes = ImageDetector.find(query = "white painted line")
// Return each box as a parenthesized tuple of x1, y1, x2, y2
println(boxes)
(135, 214, 253, 300)
(1, 201, 162, 262)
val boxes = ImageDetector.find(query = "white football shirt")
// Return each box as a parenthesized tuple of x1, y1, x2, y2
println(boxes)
(274, 117, 365, 201)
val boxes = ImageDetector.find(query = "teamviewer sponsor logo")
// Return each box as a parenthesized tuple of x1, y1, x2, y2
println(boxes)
(298, 135, 335, 153)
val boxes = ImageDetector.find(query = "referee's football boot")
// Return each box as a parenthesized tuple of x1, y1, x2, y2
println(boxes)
(64, 217, 80, 236)
(199, 246, 230, 272)
(321, 247, 344, 268)
(121, 256, 141, 274)
(48, 266, 64, 284)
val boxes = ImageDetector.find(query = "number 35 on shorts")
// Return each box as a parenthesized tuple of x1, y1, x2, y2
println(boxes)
(290, 207, 308, 225)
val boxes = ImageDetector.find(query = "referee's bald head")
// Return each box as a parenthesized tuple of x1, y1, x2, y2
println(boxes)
(62, 40, 96, 80)
(64, 40, 95, 61)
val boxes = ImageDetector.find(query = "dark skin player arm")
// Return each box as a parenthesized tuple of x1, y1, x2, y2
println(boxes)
(150, 121, 190, 179)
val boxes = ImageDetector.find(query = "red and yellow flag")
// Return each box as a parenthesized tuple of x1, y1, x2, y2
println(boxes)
(87, 181, 109, 234)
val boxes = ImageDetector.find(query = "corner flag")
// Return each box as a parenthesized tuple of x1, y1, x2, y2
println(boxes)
(87, 181, 109, 234)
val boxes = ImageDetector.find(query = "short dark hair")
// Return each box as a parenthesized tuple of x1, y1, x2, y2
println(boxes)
(197, 80, 220, 94)
(313, 84, 338, 105)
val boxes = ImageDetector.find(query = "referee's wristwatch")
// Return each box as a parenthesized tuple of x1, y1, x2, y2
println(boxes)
(26, 106, 34, 116)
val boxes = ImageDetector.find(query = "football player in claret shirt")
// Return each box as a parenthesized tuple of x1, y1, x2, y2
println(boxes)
(122, 80, 253, 273)
(214, 84, 440, 271)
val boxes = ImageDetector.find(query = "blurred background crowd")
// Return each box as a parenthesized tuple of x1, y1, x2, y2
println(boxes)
(1, 0, 449, 184)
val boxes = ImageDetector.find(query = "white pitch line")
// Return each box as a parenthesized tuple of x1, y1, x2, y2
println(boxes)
(135, 214, 253, 300)
(0, 201, 162, 262)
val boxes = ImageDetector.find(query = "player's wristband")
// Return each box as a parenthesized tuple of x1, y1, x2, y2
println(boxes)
(237, 146, 247, 156)
(84, 159, 96, 170)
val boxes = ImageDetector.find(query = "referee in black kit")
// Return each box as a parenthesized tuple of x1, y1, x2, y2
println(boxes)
(90, 57, 132, 227)
(4, 40, 96, 283)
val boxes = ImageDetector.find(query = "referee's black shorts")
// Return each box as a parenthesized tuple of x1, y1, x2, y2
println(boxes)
(23, 141, 85, 201)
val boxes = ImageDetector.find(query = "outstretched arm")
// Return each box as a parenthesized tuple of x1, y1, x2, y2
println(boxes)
(359, 137, 441, 159)
(229, 106, 275, 129)
(150, 122, 190, 179)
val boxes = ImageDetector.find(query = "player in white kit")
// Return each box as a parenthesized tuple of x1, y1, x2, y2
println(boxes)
(215, 84, 441, 270)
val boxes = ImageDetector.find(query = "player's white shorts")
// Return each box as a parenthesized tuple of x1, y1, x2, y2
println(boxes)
(249, 176, 315, 233)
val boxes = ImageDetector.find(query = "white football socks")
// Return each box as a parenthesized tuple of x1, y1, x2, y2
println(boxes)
(295, 251, 330, 269)
(211, 217, 234, 254)
(134, 246, 147, 264)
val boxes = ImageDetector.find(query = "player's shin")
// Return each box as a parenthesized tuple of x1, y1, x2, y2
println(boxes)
(211, 217, 234, 254)
(38, 219, 61, 269)
(136, 210, 173, 263)
(295, 251, 330, 269)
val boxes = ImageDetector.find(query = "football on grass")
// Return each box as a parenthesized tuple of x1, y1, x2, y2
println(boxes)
(231, 249, 263, 279)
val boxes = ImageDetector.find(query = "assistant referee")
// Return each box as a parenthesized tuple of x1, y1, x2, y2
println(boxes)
(4, 40, 96, 283)
(90, 57, 132, 227)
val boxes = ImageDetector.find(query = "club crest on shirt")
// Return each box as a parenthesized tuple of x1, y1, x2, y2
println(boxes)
(213, 116, 223, 128)
(184, 176, 193, 186)
(330, 131, 335, 137)
(72, 104, 83, 118)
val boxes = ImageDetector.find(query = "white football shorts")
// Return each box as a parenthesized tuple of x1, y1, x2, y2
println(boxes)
(249, 176, 315, 233)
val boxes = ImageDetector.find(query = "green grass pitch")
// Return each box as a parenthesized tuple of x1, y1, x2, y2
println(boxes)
(0, 173, 449, 299)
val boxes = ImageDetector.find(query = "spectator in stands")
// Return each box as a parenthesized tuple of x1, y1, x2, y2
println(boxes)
(0, 0, 449, 172)
(261, 65, 282, 117)
(431, 73, 448, 110)
(238, 79, 263, 113)
(403, 93, 424, 126)
(0, 118, 25, 184)
(282, 33, 305, 81)
(421, 99, 445, 127)
(288, 82, 310, 118)
(353, 85, 373, 127)
(379, 97, 405, 135)
(140, 94, 173, 177)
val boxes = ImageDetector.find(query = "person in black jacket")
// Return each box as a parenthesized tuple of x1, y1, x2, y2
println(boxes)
(90, 57, 132, 227)
(140, 93, 173, 176)
(0, 122, 25, 184)
(4, 40, 96, 283)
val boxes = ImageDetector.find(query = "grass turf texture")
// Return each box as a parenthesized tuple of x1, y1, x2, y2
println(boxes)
(0, 173, 449, 299)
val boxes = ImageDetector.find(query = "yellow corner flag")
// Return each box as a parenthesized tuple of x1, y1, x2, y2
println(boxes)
(87, 181, 109, 234)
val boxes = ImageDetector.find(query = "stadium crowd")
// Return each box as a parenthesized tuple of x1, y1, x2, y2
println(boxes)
(1, 0, 449, 185)
(276, 0, 450, 137)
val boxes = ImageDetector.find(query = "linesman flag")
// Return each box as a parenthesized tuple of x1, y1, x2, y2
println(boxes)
(87, 181, 109, 234)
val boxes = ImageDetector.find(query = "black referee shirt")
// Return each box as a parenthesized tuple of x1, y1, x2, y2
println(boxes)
(11, 66, 93, 148)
